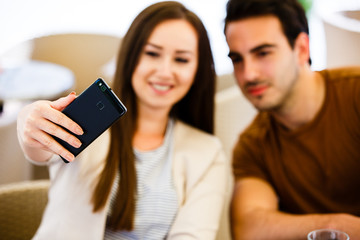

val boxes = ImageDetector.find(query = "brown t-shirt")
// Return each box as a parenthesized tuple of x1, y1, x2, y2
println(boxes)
(233, 67, 360, 215)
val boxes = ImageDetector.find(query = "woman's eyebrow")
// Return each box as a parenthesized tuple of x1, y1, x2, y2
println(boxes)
(146, 42, 194, 55)
(145, 42, 162, 49)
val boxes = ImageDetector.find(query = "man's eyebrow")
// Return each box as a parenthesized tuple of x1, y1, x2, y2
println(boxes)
(228, 43, 276, 58)
(250, 44, 276, 53)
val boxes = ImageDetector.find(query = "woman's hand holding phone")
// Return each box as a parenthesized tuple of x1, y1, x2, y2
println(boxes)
(18, 78, 126, 164)
(17, 92, 84, 163)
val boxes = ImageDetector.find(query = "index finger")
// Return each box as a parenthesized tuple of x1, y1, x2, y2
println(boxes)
(47, 93, 84, 135)
(44, 108, 84, 136)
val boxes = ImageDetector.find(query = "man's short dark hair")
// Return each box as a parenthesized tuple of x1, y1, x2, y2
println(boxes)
(224, 0, 309, 49)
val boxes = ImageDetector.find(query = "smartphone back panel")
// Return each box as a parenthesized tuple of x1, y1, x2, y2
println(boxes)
(54, 78, 126, 162)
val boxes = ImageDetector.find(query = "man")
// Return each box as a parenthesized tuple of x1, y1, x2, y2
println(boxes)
(224, 0, 360, 239)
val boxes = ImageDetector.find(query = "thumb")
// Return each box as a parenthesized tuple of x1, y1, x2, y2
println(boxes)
(50, 92, 77, 111)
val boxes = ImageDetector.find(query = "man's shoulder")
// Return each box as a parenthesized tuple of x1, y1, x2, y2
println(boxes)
(321, 66, 360, 82)
(240, 112, 273, 141)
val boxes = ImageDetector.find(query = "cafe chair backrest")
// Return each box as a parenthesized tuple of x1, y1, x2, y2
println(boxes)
(0, 180, 50, 240)
(0, 101, 32, 184)
(213, 73, 257, 240)
(321, 9, 360, 68)
(1, 33, 122, 94)
(30, 33, 122, 93)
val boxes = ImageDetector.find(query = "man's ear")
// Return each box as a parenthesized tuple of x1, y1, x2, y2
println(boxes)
(294, 32, 310, 65)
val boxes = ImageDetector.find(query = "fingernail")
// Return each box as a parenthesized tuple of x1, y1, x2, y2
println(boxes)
(76, 127, 84, 135)
(65, 153, 74, 162)
(74, 139, 82, 148)
(70, 91, 76, 96)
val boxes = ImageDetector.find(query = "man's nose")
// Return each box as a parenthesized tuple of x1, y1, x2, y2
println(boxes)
(242, 60, 259, 82)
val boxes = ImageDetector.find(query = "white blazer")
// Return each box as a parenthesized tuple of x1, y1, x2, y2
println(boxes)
(32, 121, 228, 240)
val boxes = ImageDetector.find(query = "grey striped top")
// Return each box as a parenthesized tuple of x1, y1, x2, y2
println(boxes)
(104, 120, 178, 239)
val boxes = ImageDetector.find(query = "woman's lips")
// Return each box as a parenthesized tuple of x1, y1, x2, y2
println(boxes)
(150, 82, 172, 93)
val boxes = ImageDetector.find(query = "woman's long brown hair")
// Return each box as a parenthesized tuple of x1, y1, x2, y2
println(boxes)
(91, 1, 216, 230)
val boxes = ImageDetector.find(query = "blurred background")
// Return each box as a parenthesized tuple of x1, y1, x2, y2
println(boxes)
(0, 0, 356, 74)
(0, 0, 359, 183)
(0, 1, 359, 239)
(1, 0, 359, 75)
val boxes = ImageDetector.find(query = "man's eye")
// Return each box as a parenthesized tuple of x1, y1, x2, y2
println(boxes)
(175, 57, 189, 63)
(230, 56, 242, 64)
(145, 51, 159, 57)
(257, 51, 270, 57)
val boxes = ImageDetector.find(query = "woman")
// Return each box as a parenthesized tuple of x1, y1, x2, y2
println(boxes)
(17, 1, 227, 239)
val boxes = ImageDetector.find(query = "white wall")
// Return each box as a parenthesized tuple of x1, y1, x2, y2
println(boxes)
(0, 0, 233, 75)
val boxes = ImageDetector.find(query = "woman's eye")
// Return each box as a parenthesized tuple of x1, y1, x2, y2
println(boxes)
(175, 57, 189, 63)
(145, 51, 159, 57)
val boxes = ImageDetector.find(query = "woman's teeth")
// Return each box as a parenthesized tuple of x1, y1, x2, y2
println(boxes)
(152, 83, 171, 91)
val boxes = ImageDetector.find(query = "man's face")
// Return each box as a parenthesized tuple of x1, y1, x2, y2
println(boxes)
(225, 15, 300, 111)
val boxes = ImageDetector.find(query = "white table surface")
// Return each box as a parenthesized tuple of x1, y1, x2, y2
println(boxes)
(0, 60, 75, 101)
(0, 100, 26, 126)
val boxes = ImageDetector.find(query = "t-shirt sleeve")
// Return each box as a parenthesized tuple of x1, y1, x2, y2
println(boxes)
(354, 72, 360, 119)
(232, 132, 269, 182)
(342, 67, 360, 128)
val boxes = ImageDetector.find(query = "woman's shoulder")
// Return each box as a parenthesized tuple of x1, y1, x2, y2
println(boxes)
(171, 121, 227, 192)
(174, 120, 222, 149)
(172, 120, 225, 168)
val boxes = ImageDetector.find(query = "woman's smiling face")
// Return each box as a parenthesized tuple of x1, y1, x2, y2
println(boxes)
(132, 19, 198, 113)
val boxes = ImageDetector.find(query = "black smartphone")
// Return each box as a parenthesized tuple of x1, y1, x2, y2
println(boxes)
(54, 78, 127, 163)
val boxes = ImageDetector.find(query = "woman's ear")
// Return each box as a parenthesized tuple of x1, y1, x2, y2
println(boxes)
(294, 32, 310, 66)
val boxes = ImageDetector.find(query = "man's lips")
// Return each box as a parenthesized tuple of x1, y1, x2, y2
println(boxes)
(247, 85, 268, 97)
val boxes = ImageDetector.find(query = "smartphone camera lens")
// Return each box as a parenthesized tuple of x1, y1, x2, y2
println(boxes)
(99, 83, 107, 92)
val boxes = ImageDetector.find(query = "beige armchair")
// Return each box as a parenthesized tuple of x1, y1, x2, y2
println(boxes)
(215, 74, 257, 163)
(214, 73, 257, 240)
(0, 101, 32, 184)
(322, 9, 360, 67)
(0, 180, 50, 240)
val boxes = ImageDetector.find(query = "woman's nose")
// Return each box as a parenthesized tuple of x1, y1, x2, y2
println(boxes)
(156, 57, 173, 79)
